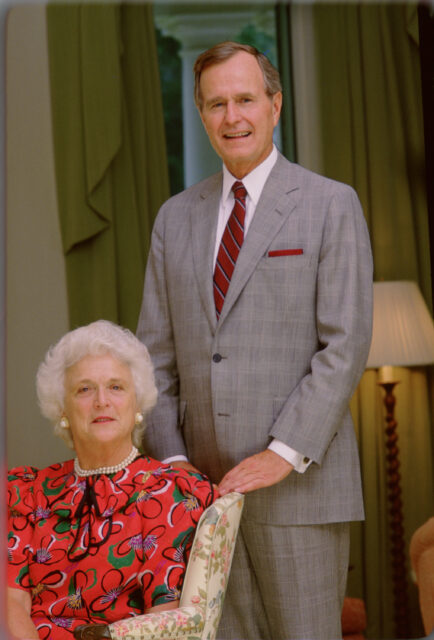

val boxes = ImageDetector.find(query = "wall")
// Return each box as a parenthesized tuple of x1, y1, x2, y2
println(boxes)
(6, 4, 70, 468)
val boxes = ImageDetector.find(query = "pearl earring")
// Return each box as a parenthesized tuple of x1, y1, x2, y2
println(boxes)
(60, 416, 70, 429)
(135, 412, 144, 425)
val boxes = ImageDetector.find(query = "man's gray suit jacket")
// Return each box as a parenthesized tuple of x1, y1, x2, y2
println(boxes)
(137, 153, 373, 526)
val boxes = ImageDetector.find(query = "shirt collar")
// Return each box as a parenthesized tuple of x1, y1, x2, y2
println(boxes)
(222, 145, 278, 205)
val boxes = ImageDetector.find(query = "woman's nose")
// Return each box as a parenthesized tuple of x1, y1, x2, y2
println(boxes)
(94, 388, 109, 407)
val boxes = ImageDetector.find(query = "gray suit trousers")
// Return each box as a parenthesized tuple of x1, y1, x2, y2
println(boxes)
(217, 518, 350, 640)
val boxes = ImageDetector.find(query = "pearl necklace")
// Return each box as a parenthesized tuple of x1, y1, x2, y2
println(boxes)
(74, 446, 139, 477)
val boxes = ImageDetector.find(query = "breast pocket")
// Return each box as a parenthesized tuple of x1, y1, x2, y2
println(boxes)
(256, 254, 313, 270)
(250, 254, 316, 316)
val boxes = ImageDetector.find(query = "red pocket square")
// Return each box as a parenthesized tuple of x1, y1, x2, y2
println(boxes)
(268, 249, 303, 257)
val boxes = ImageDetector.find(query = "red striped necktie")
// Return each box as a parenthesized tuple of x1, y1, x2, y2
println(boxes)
(213, 181, 247, 319)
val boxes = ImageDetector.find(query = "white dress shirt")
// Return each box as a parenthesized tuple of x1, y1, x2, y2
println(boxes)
(165, 146, 310, 473)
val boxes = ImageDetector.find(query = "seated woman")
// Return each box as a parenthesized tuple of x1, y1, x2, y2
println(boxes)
(7, 320, 214, 639)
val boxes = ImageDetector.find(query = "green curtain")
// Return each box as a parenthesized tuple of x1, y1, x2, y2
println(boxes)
(309, 5, 433, 639)
(313, 4, 431, 308)
(279, 4, 433, 638)
(46, 4, 170, 332)
(275, 3, 297, 162)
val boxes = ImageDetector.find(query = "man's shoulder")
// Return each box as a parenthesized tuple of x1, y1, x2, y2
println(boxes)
(162, 171, 222, 209)
(273, 152, 357, 196)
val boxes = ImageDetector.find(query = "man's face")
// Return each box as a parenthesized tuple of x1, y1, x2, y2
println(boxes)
(199, 51, 282, 179)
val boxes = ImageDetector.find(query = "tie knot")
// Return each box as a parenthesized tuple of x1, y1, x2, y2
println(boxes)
(232, 181, 247, 201)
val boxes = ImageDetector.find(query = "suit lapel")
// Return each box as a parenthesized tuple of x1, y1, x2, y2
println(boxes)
(190, 173, 222, 331)
(217, 155, 300, 326)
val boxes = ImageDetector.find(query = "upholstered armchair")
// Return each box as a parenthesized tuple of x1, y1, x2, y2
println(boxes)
(106, 491, 244, 640)
(410, 516, 434, 636)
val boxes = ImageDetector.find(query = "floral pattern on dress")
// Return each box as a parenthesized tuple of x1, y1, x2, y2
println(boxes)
(8, 456, 213, 639)
(108, 492, 245, 640)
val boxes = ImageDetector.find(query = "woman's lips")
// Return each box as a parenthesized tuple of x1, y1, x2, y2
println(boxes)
(92, 416, 114, 423)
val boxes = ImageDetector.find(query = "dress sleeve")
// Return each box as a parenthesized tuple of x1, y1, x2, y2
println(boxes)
(8, 466, 38, 590)
(138, 470, 214, 609)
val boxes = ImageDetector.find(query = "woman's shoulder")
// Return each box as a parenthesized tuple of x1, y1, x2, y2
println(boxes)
(8, 465, 40, 483)
(8, 460, 74, 511)
(133, 454, 209, 483)
(133, 455, 215, 508)
(8, 459, 73, 482)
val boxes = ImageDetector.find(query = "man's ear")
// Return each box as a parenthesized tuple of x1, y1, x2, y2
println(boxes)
(272, 91, 283, 126)
(197, 104, 206, 128)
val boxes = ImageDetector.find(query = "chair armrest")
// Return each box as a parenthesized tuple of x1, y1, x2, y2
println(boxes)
(108, 604, 205, 640)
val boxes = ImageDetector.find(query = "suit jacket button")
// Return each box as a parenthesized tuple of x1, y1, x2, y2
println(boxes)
(212, 353, 222, 363)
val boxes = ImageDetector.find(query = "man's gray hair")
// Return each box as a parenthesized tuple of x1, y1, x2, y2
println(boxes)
(194, 41, 282, 110)
(36, 320, 157, 449)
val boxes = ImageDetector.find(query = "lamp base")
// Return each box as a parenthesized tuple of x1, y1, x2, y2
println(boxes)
(378, 380, 410, 639)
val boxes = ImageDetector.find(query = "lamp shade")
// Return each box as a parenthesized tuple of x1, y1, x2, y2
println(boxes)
(366, 281, 434, 368)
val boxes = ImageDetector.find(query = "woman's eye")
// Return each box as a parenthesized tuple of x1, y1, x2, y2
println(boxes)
(78, 386, 90, 394)
(111, 384, 122, 391)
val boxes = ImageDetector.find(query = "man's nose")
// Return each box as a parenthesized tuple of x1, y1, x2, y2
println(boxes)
(224, 101, 241, 124)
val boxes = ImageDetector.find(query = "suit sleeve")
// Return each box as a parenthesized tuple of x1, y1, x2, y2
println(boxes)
(137, 205, 188, 461)
(269, 185, 373, 464)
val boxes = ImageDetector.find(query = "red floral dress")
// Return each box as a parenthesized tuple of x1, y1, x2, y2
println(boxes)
(8, 455, 214, 639)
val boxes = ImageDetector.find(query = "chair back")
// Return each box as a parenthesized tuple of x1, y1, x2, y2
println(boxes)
(180, 491, 244, 639)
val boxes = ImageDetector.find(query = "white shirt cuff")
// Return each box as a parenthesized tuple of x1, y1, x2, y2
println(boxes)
(268, 439, 311, 473)
(162, 455, 189, 465)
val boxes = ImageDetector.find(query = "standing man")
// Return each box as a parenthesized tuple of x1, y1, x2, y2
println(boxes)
(137, 42, 373, 639)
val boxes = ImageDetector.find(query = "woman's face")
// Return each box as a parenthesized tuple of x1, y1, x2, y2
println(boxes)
(63, 353, 138, 455)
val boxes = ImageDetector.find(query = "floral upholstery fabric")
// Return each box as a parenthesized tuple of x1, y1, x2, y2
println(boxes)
(109, 492, 244, 640)
(109, 606, 204, 639)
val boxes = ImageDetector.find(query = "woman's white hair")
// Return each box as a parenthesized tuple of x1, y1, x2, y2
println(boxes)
(36, 320, 158, 449)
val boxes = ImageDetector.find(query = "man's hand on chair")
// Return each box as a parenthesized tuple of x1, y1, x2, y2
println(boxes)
(218, 450, 293, 495)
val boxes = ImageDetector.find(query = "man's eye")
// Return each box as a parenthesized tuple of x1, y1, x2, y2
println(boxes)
(111, 384, 122, 391)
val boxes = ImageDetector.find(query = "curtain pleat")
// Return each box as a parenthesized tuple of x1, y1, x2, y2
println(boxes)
(313, 4, 431, 308)
(46, 4, 169, 331)
(276, 3, 297, 162)
(285, 4, 433, 638)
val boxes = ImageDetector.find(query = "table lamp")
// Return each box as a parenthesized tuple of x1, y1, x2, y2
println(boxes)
(366, 280, 434, 638)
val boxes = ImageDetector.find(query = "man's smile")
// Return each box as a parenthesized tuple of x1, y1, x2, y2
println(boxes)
(224, 131, 251, 139)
